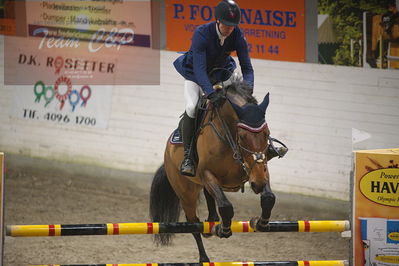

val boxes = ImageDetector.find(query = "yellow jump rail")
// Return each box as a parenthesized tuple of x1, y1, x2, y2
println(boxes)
(8, 220, 350, 237)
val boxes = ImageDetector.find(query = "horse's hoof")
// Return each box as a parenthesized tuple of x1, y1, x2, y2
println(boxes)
(250, 216, 270, 232)
(199, 255, 210, 262)
(206, 217, 220, 223)
(212, 224, 232, 238)
(250, 217, 258, 230)
(201, 232, 213, 238)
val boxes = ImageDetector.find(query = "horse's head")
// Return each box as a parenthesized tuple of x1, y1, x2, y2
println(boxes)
(231, 94, 270, 194)
(222, 80, 271, 194)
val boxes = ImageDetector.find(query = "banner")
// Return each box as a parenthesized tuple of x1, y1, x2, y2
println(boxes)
(166, 0, 305, 62)
(4, 0, 160, 85)
(0, 0, 16, 35)
(353, 149, 399, 266)
(11, 86, 113, 129)
(0, 18, 15, 35)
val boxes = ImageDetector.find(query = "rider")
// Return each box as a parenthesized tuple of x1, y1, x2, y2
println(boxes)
(381, 0, 398, 36)
(174, 0, 286, 177)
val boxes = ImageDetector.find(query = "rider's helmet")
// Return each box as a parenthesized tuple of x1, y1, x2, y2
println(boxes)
(215, 0, 241, 26)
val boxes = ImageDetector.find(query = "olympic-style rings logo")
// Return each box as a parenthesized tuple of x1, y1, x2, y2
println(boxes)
(34, 75, 92, 111)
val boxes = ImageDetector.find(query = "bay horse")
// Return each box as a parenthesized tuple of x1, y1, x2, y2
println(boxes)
(149, 80, 275, 262)
(369, 14, 399, 67)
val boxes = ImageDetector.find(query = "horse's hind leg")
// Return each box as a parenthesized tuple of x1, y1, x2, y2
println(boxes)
(191, 219, 210, 262)
(181, 200, 210, 262)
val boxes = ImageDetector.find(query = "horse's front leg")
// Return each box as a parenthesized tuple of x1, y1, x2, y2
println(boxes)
(203, 170, 234, 238)
(203, 189, 220, 222)
(202, 189, 220, 238)
(251, 181, 276, 231)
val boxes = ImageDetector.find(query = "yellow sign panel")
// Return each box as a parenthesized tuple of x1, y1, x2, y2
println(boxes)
(374, 255, 399, 264)
(353, 149, 399, 266)
(359, 168, 399, 207)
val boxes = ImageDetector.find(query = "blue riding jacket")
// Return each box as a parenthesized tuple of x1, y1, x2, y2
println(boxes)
(173, 21, 254, 96)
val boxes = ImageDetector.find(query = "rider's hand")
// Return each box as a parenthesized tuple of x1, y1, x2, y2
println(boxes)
(207, 91, 225, 108)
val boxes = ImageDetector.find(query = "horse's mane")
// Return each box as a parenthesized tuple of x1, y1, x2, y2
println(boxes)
(225, 78, 257, 107)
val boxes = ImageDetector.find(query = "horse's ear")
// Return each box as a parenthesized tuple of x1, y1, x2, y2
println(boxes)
(258, 93, 270, 114)
(230, 101, 244, 118)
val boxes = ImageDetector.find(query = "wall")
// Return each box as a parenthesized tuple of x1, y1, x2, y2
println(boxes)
(1, 38, 398, 200)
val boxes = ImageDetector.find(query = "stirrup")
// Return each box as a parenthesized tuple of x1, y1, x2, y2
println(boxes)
(269, 137, 288, 159)
(180, 157, 196, 177)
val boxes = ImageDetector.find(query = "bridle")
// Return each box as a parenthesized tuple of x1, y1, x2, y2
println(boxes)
(236, 122, 269, 178)
(203, 103, 269, 189)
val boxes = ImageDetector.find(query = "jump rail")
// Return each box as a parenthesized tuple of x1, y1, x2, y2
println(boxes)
(7, 220, 350, 237)
(387, 55, 399, 61)
(32, 260, 349, 266)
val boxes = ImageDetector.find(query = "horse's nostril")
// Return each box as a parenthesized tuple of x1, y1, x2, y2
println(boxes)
(250, 182, 264, 194)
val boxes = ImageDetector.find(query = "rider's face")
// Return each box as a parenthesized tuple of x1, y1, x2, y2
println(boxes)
(217, 21, 235, 37)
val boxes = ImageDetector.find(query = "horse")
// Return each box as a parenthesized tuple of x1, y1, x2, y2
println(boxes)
(149, 79, 275, 262)
(368, 14, 399, 67)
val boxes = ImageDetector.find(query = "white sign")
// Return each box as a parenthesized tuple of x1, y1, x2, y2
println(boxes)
(359, 217, 399, 266)
(12, 85, 113, 129)
(5, 0, 159, 86)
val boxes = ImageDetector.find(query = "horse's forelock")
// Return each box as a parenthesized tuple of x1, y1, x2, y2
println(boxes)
(225, 79, 257, 106)
(225, 79, 268, 127)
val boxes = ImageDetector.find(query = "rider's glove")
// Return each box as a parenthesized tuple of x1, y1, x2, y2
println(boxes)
(207, 91, 225, 108)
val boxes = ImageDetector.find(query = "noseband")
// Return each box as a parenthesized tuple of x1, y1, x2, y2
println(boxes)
(236, 121, 269, 177)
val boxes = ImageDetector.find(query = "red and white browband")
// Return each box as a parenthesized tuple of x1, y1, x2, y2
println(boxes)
(237, 121, 268, 133)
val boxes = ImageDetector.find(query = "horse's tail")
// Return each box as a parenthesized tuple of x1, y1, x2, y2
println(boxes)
(149, 164, 181, 246)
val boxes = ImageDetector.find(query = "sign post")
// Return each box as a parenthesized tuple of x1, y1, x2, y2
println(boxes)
(0, 152, 4, 266)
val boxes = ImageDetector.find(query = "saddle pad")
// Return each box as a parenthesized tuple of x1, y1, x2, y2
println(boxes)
(169, 100, 208, 146)
(169, 128, 183, 144)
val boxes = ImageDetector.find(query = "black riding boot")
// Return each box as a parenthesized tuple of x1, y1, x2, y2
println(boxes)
(180, 112, 196, 177)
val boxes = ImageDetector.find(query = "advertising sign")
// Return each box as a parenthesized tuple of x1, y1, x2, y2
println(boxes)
(0, 0, 16, 35)
(0, 18, 15, 35)
(166, 0, 305, 62)
(353, 149, 399, 266)
(11, 86, 113, 129)
(4, 0, 160, 85)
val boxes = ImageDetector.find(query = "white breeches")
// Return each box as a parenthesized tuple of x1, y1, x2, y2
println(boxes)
(184, 74, 238, 118)
(184, 80, 202, 118)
